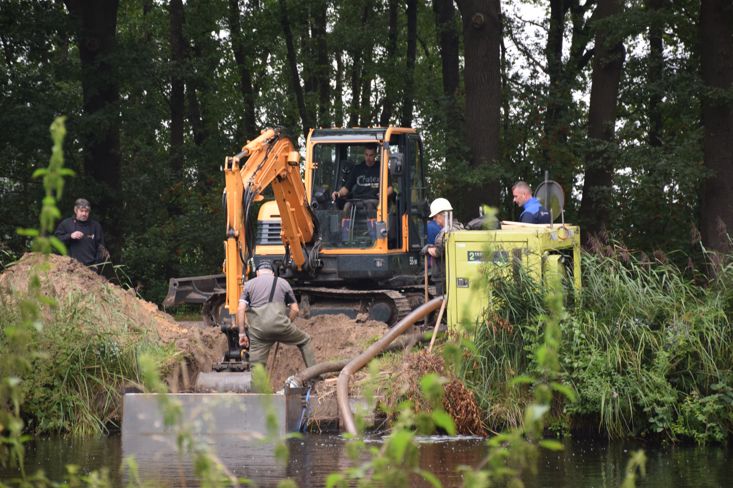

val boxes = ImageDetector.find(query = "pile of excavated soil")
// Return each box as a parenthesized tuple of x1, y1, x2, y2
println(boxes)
(263, 314, 389, 389)
(0, 253, 225, 388)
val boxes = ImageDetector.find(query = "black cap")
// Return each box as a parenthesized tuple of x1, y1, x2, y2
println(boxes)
(256, 260, 273, 271)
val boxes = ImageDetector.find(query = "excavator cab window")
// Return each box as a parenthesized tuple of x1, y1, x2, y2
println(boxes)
(407, 134, 427, 251)
(311, 142, 382, 249)
(384, 133, 427, 251)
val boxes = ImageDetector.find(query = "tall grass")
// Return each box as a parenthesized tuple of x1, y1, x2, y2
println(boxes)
(0, 285, 177, 435)
(463, 249, 733, 442)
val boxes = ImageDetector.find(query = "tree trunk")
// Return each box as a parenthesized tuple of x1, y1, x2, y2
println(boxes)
(379, 0, 399, 126)
(348, 52, 363, 127)
(279, 0, 311, 139)
(578, 0, 625, 243)
(185, 6, 218, 150)
(542, 0, 595, 193)
(542, 0, 571, 184)
(348, 2, 371, 127)
(63, 0, 122, 253)
(228, 0, 257, 140)
(169, 0, 185, 176)
(300, 10, 316, 98)
(647, 0, 664, 148)
(334, 51, 344, 127)
(187, 85, 206, 147)
(699, 0, 733, 254)
(313, 0, 330, 127)
(433, 0, 463, 165)
(453, 0, 502, 218)
(433, 0, 460, 101)
(142, 0, 153, 42)
(359, 59, 374, 126)
(400, 0, 417, 127)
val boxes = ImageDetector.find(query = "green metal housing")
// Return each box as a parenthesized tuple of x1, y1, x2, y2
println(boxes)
(445, 223, 581, 331)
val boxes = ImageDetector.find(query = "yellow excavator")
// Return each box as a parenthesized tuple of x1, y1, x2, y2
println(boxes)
(165, 126, 433, 369)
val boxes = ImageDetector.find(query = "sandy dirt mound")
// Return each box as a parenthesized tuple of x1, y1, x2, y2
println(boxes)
(0, 253, 225, 386)
(263, 314, 389, 389)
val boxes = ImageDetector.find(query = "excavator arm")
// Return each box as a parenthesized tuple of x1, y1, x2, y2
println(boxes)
(223, 128, 316, 316)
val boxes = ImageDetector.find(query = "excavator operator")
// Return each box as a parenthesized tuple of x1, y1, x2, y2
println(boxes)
(331, 144, 393, 206)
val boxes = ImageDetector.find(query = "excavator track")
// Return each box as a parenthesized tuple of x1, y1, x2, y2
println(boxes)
(294, 286, 417, 325)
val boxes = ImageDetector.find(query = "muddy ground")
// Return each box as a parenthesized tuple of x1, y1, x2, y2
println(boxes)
(259, 314, 389, 389)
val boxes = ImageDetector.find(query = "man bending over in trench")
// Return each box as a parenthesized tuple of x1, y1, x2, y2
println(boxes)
(236, 260, 316, 369)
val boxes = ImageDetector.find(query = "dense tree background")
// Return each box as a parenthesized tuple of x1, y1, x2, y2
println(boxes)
(1, 0, 731, 302)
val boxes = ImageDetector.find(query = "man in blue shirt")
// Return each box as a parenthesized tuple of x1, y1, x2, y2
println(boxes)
(426, 216, 441, 268)
(512, 181, 551, 224)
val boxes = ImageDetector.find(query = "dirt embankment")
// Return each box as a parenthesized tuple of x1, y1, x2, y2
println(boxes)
(0, 253, 224, 387)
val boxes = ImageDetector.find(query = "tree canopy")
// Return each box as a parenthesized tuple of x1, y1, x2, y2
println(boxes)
(1, 0, 731, 302)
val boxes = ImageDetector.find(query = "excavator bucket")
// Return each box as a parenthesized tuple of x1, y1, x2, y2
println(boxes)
(193, 319, 254, 393)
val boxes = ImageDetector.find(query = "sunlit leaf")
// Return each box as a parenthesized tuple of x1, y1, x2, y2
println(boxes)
(431, 410, 457, 436)
(16, 228, 39, 237)
(416, 468, 443, 488)
(550, 382, 577, 402)
(510, 375, 534, 386)
(539, 439, 564, 451)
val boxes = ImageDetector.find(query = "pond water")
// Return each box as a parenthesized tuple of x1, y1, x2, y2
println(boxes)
(1, 433, 731, 487)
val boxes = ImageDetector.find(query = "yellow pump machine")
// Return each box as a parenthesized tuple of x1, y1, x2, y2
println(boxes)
(445, 222, 581, 330)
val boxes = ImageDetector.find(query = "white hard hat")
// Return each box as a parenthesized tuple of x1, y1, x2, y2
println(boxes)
(429, 198, 453, 218)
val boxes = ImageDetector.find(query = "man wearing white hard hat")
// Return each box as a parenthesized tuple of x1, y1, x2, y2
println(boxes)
(423, 198, 464, 296)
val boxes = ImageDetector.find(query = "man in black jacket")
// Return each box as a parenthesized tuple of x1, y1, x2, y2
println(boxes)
(54, 198, 108, 268)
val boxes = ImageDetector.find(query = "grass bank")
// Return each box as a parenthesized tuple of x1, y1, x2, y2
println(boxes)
(0, 280, 177, 435)
(460, 250, 733, 443)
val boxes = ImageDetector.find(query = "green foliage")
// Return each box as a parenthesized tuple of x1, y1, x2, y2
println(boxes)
(11, 300, 175, 435)
(1, 118, 67, 480)
(466, 248, 733, 443)
(1, 117, 113, 487)
(334, 360, 456, 487)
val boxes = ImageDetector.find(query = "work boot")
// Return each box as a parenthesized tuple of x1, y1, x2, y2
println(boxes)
(299, 341, 317, 368)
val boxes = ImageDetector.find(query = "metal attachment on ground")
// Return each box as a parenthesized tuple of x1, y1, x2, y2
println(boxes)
(428, 294, 448, 353)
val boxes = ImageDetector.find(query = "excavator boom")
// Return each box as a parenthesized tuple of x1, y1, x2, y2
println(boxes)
(223, 128, 315, 316)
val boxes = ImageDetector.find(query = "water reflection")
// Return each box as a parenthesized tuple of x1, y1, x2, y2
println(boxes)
(0, 436, 122, 484)
(1, 434, 731, 487)
(530, 439, 733, 488)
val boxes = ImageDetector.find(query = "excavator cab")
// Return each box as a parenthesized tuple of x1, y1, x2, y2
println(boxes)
(268, 127, 430, 323)
(305, 128, 429, 260)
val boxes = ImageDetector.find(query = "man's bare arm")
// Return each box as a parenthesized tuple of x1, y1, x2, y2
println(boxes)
(236, 304, 248, 332)
(288, 302, 299, 322)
